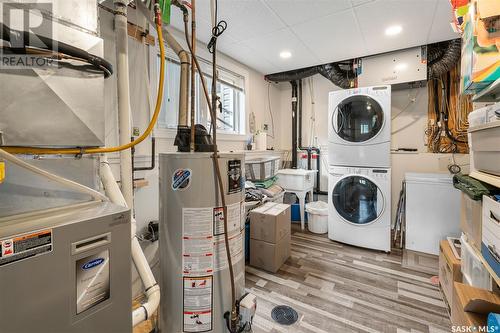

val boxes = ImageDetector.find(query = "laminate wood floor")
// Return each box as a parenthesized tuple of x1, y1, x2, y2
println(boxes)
(245, 227, 451, 333)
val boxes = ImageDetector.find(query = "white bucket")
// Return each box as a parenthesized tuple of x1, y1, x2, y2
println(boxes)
(305, 201, 328, 234)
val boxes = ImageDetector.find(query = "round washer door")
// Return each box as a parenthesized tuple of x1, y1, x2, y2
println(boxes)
(333, 95, 384, 143)
(332, 176, 384, 225)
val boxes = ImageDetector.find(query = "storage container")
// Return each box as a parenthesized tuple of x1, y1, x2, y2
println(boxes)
(245, 156, 280, 182)
(461, 234, 492, 291)
(460, 193, 482, 251)
(469, 121, 500, 176)
(305, 201, 328, 234)
(439, 240, 462, 307)
(482, 195, 500, 278)
(467, 103, 500, 127)
(276, 169, 316, 191)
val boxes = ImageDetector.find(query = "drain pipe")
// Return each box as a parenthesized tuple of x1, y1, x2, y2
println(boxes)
(164, 30, 190, 126)
(100, 156, 160, 327)
(114, 0, 134, 208)
(291, 81, 298, 168)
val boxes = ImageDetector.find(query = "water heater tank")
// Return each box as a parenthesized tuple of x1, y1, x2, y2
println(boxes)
(159, 152, 246, 333)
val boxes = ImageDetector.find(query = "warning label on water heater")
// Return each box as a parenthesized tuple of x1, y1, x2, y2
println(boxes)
(182, 208, 214, 277)
(0, 229, 52, 267)
(183, 276, 213, 332)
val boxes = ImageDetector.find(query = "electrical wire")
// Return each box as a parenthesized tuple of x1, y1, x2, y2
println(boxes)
(1, 16, 166, 155)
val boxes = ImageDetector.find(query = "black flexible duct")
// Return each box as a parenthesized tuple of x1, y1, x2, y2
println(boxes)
(265, 62, 354, 89)
(317, 63, 353, 89)
(0, 22, 113, 78)
(427, 39, 461, 79)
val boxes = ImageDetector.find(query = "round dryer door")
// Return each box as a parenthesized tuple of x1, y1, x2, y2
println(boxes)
(333, 95, 384, 142)
(332, 176, 384, 225)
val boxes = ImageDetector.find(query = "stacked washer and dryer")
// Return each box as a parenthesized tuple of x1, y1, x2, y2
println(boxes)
(327, 86, 392, 252)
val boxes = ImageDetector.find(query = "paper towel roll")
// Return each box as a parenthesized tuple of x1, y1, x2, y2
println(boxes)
(255, 132, 267, 151)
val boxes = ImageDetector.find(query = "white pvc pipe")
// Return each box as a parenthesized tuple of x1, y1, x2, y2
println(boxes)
(114, 0, 134, 209)
(0, 149, 108, 202)
(99, 156, 160, 327)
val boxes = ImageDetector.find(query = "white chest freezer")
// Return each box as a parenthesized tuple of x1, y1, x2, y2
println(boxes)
(405, 173, 461, 255)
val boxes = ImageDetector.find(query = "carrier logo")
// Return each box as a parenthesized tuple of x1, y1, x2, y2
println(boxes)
(82, 258, 105, 270)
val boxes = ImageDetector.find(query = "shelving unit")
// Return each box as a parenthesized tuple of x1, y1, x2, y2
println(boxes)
(473, 79, 500, 103)
(470, 170, 500, 188)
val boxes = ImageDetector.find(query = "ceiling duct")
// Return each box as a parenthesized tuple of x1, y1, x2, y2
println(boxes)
(265, 62, 355, 89)
(427, 39, 462, 79)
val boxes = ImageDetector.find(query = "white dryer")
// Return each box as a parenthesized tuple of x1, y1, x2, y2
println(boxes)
(328, 166, 391, 252)
(328, 86, 391, 168)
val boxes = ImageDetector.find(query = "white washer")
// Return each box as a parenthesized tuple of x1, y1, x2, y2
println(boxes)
(328, 86, 391, 168)
(328, 166, 391, 252)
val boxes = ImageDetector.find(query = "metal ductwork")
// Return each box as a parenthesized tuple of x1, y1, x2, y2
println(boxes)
(265, 62, 355, 89)
(427, 39, 462, 79)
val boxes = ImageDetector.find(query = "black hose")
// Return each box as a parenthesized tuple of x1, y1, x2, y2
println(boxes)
(1, 22, 113, 77)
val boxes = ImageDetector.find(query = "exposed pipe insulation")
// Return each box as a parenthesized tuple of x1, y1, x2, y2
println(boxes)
(0, 149, 108, 202)
(427, 39, 461, 79)
(114, 0, 134, 209)
(100, 157, 160, 327)
(164, 30, 190, 126)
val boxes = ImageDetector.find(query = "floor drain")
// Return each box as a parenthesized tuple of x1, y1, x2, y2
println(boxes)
(271, 305, 298, 326)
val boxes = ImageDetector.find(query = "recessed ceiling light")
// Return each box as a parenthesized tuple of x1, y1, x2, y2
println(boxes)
(385, 25, 402, 36)
(280, 51, 292, 59)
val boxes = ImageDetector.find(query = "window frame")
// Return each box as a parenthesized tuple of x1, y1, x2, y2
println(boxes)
(153, 47, 247, 141)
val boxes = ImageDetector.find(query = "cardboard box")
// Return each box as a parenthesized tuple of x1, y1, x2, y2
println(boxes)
(461, 193, 483, 251)
(439, 240, 462, 307)
(249, 202, 290, 244)
(451, 282, 500, 327)
(250, 232, 291, 273)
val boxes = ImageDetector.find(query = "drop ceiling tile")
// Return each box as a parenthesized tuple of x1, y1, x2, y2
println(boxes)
(213, 0, 286, 43)
(264, 0, 351, 26)
(354, 0, 438, 55)
(240, 28, 321, 73)
(291, 8, 367, 64)
(222, 42, 276, 73)
(350, 0, 376, 7)
(428, 0, 460, 43)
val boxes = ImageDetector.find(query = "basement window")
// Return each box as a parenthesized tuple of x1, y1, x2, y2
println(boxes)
(156, 55, 246, 136)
